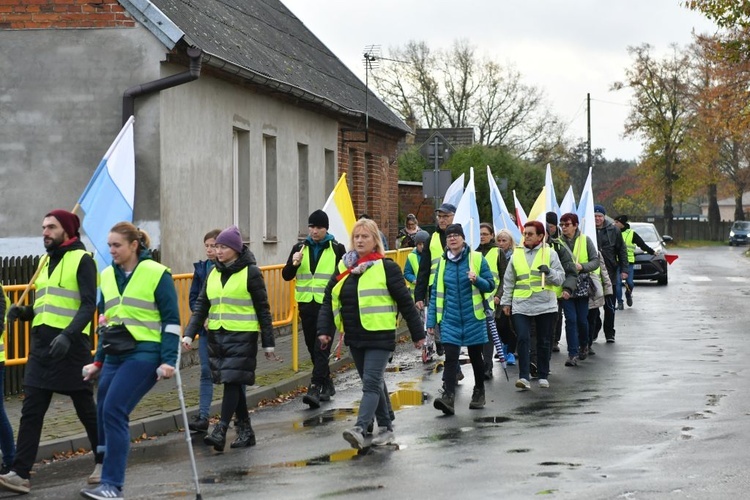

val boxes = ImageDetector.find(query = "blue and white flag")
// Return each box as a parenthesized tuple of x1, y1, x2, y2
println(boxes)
(78, 116, 135, 271)
(559, 185, 577, 217)
(576, 168, 596, 242)
(545, 163, 559, 216)
(487, 165, 521, 243)
(453, 167, 481, 249)
(442, 173, 464, 208)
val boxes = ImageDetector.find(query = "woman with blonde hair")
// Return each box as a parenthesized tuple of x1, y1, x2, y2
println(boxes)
(318, 218, 424, 449)
(494, 229, 517, 365)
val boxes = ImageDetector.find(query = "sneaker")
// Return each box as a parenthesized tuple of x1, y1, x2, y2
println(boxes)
(469, 386, 485, 409)
(578, 347, 588, 361)
(565, 356, 578, 367)
(617, 302, 624, 310)
(88, 463, 103, 484)
(371, 427, 394, 446)
(188, 415, 209, 433)
(552, 342, 560, 353)
(626, 292, 633, 307)
(319, 379, 336, 402)
(80, 483, 123, 499)
(606, 337, 616, 344)
(538, 379, 550, 388)
(303, 384, 321, 409)
(0, 471, 30, 494)
(506, 353, 516, 366)
(515, 378, 530, 390)
(343, 426, 366, 450)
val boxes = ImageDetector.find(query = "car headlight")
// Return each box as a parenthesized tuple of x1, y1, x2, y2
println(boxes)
(730, 231, 735, 237)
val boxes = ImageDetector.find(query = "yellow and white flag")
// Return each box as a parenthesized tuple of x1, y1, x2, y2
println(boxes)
(323, 174, 356, 250)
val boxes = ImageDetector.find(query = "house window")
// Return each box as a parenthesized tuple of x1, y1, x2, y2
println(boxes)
(232, 128, 250, 240)
(298, 143, 309, 238)
(263, 134, 278, 242)
(324, 148, 335, 196)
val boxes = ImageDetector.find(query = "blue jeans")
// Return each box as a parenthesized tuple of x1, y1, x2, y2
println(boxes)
(349, 347, 392, 431)
(0, 365, 14, 467)
(616, 264, 635, 303)
(97, 359, 159, 488)
(512, 313, 555, 380)
(197, 334, 213, 419)
(562, 297, 589, 356)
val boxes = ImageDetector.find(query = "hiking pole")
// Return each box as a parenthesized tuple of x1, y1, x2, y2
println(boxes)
(172, 344, 203, 499)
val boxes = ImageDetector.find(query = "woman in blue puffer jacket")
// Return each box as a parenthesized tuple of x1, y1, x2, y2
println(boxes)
(427, 223, 494, 415)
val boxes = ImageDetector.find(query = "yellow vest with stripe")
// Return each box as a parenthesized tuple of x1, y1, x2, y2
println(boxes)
(621, 229, 635, 264)
(295, 242, 337, 304)
(32, 249, 93, 333)
(428, 231, 443, 287)
(406, 252, 419, 293)
(206, 267, 259, 331)
(511, 245, 556, 298)
(0, 295, 7, 363)
(331, 260, 397, 332)
(101, 260, 168, 343)
(435, 250, 486, 322)
(572, 235, 601, 276)
(484, 247, 500, 309)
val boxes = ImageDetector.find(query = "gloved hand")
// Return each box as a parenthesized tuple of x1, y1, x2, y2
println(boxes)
(181, 336, 193, 350)
(537, 264, 551, 275)
(7, 305, 32, 323)
(49, 333, 73, 359)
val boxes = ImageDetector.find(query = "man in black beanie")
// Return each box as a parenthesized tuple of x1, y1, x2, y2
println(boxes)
(282, 210, 345, 408)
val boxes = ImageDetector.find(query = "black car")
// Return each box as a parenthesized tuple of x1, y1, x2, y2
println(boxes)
(629, 222, 672, 285)
(728, 220, 750, 246)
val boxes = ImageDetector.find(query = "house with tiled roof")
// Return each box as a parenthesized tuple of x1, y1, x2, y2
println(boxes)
(1, 0, 408, 270)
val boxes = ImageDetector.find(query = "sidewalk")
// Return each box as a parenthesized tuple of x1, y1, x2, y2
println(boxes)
(5, 332, 354, 462)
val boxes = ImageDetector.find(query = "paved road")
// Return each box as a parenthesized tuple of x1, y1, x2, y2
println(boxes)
(10, 246, 750, 499)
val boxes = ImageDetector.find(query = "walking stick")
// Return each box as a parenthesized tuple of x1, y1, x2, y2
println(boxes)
(172, 344, 203, 499)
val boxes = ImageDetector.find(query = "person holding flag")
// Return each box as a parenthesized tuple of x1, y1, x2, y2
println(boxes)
(0, 210, 103, 495)
(282, 210, 345, 409)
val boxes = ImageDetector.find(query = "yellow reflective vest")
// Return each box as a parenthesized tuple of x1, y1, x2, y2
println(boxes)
(511, 245, 557, 298)
(101, 260, 168, 343)
(406, 252, 419, 293)
(32, 249, 93, 333)
(428, 231, 443, 287)
(295, 242, 337, 304)
(621, 229, 635, 264)
(206, 267, 259, 332)
(331, 260, 397, 332)
(435, 250, 486, 322)
(484, 246, 500, 309)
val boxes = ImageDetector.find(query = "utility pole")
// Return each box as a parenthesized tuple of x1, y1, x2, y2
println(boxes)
(587, 93, 592, 171)
(433, 136, 441, 211)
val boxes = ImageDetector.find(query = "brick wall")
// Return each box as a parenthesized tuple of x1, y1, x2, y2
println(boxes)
(0, 0, 134, 29)
(398, 183, 435, 227)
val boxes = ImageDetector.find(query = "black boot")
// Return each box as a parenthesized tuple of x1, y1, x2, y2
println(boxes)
(303, 384, 321, 408)
(204, 422, 228, 452)
(230, 419, 256, 448)
(319, 378, 336, 402)
(469, 386, 485, 409)
(434, 392, 455, 415)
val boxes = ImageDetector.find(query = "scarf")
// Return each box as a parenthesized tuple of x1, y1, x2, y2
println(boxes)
(336, 250, 384, 281)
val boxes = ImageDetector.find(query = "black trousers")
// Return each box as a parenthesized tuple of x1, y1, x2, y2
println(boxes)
(13, 386, 101, 478)
(603, 268, 617, 337)
(299, 301, 333, 386)
(443, 344, 484, 395)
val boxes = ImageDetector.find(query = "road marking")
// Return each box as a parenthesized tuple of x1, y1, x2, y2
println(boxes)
(726, 277, 749, 282)
(689, 276, 712, 282)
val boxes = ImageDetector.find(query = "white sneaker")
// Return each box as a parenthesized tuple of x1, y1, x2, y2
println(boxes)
(539, 379, 550, 388)
(88, 463, 103, 484)
(515, 378, 531, 390)
(0, 471, 30, 494)
(343, 426, 365, 450)
(371, 427, 394, 446)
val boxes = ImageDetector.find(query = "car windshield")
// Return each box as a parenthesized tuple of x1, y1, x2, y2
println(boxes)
(632, 224, 659, 241)
(732, 221, 750, 230)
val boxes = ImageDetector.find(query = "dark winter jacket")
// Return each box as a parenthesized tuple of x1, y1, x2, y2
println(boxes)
(547, 228, 579, 296)
(25, 238, 97, 392)
(426, 245, 495, 347)
(189, 259, 214, 339)
(185, 247, 274, 385)
(317, 258, 424, 351)
(414, 228, 447, 303)
(596, 221, 628, 278)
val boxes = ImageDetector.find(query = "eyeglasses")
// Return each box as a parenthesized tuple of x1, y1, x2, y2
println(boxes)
(522, 232, 538, 237)
(559, 222, 573, 227)
(436, 214, 451, 220)
(446, 233, 462, 239)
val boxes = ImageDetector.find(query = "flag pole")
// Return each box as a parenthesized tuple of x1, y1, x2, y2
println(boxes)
(14, 203, 81, 307)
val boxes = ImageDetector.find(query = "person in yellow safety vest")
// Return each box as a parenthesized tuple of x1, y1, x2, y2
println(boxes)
(403, 230, 431, 297)
(0, 210, 102, 495)
(281, 209, 345, 409)
(0, 292, 15, 476)
(318, 218, 424, 450)
(500, 221, 565, 391)
(478, 222, 502, 380)
(613, 215, 657, 310)
(79, 223, 180, 500)
(414, 202, 456, 357)
(428, 223, 495, 416)
(559, 212, 601, 365)
(183, 225, 277, 454)
(493, 229, 518, 366)
(545, 212, 579, 356)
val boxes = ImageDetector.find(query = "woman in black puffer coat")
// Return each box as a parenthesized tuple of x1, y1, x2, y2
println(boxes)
(183, 226, 276, 452)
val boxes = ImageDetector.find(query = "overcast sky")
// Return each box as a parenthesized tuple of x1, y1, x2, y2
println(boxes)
(283, 0, 717, 161)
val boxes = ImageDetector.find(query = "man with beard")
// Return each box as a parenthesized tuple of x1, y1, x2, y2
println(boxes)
(0, 210, 102, 494)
